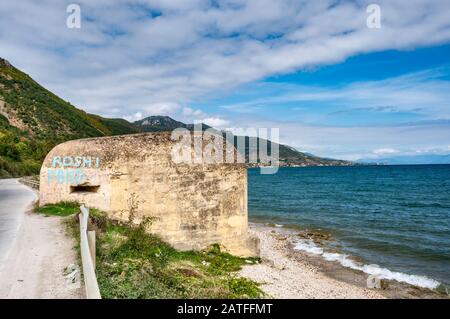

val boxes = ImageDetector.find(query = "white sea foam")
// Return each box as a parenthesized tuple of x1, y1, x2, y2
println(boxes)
(293, 239, 440, 290)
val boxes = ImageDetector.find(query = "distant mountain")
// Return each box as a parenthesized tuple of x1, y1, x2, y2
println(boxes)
(135, 115, 188, 132)
(134, 116, 353, 167)
(135, 115, 215, 132)
(0, 58, 352, 177)
(363, 154, 450, 165)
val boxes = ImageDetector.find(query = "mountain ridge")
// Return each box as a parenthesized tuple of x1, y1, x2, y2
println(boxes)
(0, 58, 352, 177)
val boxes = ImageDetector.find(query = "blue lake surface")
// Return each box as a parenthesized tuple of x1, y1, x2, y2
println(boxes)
(248, 165, 450, 289)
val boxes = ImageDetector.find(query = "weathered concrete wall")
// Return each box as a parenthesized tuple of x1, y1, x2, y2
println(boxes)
(39, 132, 258, 256)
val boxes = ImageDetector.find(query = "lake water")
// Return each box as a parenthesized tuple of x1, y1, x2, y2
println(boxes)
(248, 165, 450, 291)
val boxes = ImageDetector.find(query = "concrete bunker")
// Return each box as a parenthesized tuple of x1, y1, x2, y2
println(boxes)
(39, 132, 259, 256)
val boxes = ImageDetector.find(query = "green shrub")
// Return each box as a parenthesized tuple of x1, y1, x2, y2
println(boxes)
(35, 202, 263, 299)
(35, 202, 80, 217)
(87, 211, 262, 299)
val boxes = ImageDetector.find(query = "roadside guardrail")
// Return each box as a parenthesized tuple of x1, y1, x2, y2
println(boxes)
(79, 205, 101, 299)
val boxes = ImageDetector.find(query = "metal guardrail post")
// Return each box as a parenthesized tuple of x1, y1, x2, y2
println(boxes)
(87, 231, 96, 269)
(79, 205, 101, 299)
(19, 176, 40, 190)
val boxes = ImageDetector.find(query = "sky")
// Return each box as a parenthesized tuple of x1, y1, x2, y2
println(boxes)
(0, 0, 449, 162)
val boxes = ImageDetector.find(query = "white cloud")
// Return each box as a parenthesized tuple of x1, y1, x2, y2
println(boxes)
(182, 107, 230, 128)
(182, 107, 206, 117)
(201, 117, 230, 128)
(220, 68, 450, 119)
(220, 114, 450, 160)
(1, 0, 449, 158)
(373, 148, 399, 155)
(142, 102, 182, 115)
(0, 0, 450, 121)
(123, 112, 143, 122)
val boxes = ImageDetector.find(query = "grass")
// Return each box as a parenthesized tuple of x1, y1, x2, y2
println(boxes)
(94, 218, 263, 299)
(35, 202, 81, 217)
(42, 202, 263, 299)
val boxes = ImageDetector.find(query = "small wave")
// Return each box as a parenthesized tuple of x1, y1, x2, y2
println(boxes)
(293, 239, 440, 290)
(401, 202, 450, 208)
(264, 222, 284, 228)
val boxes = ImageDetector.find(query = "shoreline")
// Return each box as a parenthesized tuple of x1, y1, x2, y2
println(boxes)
(240, 222, 447, 299)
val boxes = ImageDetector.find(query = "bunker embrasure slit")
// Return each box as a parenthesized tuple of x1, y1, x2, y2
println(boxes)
(70, 185, 100, 193)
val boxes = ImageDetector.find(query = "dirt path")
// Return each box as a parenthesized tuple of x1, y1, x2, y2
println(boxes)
(0, 186, 83, 299)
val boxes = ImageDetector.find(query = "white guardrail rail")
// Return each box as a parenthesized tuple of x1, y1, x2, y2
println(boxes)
(19, 176, 40, 189)
(79, 205, 101, 299)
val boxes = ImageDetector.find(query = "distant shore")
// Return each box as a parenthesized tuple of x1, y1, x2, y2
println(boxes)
(240, 223, 447, 299)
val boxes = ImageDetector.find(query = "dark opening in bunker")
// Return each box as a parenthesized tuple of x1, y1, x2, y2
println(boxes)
(70, 185, 100, 193)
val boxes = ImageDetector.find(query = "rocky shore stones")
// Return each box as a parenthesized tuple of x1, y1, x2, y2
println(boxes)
(367, 274, 388, 289)
(297, 231, 332, 242)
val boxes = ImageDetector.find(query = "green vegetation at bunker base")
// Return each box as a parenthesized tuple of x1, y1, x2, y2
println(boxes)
(36, 203, 263, 299)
